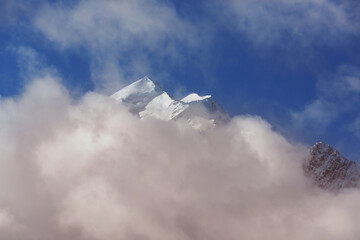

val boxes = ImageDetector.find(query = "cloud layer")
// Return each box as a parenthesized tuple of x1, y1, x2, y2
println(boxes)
(1, 78, 360, 239)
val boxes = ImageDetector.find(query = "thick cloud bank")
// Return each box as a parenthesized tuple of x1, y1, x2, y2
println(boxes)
(1, 78, 360, 240)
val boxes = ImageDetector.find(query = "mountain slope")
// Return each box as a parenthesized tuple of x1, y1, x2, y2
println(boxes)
(180, 93, 230, 124)
(304, 142, 360, 190)
(139, 92, 189, 121)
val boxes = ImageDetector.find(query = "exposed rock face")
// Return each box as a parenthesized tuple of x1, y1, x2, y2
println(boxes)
(304, 142, 360, 190)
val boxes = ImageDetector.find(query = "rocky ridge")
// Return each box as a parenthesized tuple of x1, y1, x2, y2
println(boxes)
(304, 142, 360, 190)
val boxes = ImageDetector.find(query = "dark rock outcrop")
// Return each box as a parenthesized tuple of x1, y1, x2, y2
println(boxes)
(304, 142, 360, 190)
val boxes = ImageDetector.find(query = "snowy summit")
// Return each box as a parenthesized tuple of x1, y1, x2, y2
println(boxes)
(111, 76, 229, 129)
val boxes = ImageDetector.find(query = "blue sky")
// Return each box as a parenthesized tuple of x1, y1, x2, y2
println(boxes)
(1, 0, 360, 160)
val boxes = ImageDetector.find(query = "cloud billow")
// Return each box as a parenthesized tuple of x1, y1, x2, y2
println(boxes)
(1, 78, 360, 239)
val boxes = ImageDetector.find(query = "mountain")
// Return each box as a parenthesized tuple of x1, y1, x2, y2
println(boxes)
(111, 76, 360, 190)
(110, 76, 229, 129)
(110, 76, 168, 115)
(304, 142, 360, 190)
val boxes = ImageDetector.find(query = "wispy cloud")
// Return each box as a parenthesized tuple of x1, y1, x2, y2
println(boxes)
(35, 0, 196, 49)
(291, 65, 360, 137)
(291, 99, 337, 132)
(34, 0, 199, 92)
(214, 0, 359, 46)
(317, 65, 360, 97)
(0, 0, 37, 25)
(348, 116, 360, 138)
(8, 46, 57, 79)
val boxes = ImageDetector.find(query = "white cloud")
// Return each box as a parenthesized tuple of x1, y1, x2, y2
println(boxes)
(215, 0, 359, 45)
(3, 77, 360, 239)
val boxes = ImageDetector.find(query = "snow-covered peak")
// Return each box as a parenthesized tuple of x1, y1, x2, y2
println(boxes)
(110, 76, 163, 102)
(110, 76, 229, 129)
(110, 76, 165, 113)
(181, 93, 212, 103)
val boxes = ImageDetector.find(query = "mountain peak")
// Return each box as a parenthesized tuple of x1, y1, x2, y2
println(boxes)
(311, 142, 333, 156)
(110, 76, 166, 113)
(110, 76, 229, 129)
(304, 142, 360, 190)
(110, 76, 163, 101)
(312, 141, 331, 150)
